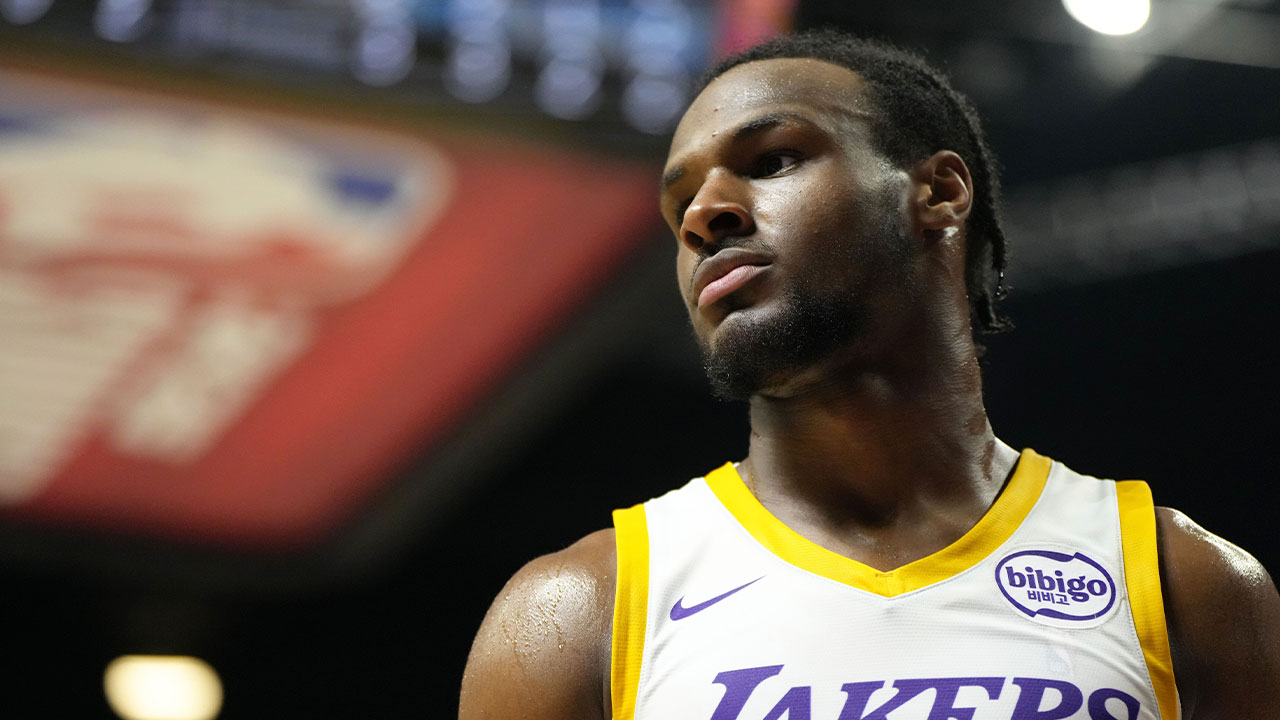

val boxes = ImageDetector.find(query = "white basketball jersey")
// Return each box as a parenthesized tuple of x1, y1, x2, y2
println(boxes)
(610, 450, 1178, 720)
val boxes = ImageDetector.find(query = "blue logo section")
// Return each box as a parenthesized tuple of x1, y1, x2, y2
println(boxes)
(995, 549, 1116, 622)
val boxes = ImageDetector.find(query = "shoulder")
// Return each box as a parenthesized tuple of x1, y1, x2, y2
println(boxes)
(459, 528, 617, 720)
(1155, 506, 1280, 717)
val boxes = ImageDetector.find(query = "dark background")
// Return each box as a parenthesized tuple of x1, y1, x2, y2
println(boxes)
(2, 0, 1278, 716)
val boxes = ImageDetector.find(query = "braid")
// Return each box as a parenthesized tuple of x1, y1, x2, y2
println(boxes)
(952, 87, 1013, 341)
(703, 29, 1013, 346)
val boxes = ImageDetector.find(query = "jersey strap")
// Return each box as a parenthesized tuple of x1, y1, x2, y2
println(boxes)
(611, 503, 649, 720)
(704, 449, 1052, 596)
(1116, 480, 1180, 718)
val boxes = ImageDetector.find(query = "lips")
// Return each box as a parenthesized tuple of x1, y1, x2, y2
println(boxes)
(692, 248, 772, 309)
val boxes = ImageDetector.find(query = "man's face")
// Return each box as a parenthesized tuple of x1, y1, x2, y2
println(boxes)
(660, 58, 919, 400)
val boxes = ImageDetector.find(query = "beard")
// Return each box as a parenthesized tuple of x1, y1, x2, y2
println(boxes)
(695, 189, 914, 402)
(699, 282, 865, 402)
(697, 208, 913, 402)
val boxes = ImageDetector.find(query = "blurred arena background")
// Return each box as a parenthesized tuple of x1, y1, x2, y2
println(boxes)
(0, 0, 1277, 717)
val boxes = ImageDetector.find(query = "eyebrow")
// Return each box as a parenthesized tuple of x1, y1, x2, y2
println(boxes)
(660, 165, 684, 192)
(732, 110, 811, 141)
(660, 110, 816, 193)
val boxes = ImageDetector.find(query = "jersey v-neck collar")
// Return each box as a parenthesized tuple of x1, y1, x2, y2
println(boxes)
(704, 449, 1053, 597)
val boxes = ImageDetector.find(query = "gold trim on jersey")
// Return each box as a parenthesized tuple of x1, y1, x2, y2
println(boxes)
(611, 503, 649, 720)
(1117, 480, 1180, 718)
(704, 449, 1052, 597)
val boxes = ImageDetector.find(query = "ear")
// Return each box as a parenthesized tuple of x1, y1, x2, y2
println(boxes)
(911, 150, 973, 232)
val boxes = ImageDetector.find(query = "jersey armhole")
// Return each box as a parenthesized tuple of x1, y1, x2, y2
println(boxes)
(611, 504, 649, 720)
(1116, 480, 1180, 719)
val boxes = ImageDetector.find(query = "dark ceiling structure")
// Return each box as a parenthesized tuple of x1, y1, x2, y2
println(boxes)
(805, 0, 1279, 175)
(799, 0, 1280, 291)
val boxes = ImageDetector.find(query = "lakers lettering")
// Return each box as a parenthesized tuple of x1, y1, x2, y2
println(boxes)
(709, 665, 1142, 720)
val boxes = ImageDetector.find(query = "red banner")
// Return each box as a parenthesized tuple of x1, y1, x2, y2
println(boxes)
(0, 68, 658, 550)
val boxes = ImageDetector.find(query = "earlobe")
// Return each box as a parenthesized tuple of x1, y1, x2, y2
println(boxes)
(913, 151, 973, 232)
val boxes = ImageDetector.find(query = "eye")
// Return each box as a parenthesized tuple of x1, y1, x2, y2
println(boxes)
(672, 199, 691, 230)
(753, 152, 801, 178)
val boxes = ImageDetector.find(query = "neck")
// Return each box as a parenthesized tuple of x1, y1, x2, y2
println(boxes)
(739, 316, 1017, 565)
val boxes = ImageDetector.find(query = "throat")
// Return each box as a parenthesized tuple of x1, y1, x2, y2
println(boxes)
(738, 435, 1020, 573)
(736, 325, 1019, 571)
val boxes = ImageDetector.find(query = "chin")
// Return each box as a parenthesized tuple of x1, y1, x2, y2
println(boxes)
(698, 291, 863, 402)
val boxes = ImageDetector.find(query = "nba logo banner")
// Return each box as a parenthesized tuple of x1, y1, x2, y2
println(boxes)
(0, 66, 655, 552)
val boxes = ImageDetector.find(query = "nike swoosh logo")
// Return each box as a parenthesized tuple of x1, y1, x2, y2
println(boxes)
(669, 576, 765, 621)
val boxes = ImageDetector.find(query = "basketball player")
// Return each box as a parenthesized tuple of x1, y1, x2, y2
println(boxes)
(459, 31, 1280, 719)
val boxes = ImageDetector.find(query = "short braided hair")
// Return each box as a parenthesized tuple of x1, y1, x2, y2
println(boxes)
(702, 29, 1013, 342)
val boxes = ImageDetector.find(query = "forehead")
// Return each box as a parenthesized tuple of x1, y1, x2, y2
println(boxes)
(668, 58, 873, 163)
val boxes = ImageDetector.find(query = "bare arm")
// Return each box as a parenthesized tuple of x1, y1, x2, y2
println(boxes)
(1158, 507, 1280, 718)
(459, 529, 615, 720)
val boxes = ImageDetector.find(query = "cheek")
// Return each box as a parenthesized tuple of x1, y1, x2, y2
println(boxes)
(758, 182, 860, 263)
(755, 168, 863, 236)
(783, 194, 909, 291)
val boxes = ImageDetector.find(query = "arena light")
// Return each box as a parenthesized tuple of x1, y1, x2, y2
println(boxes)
(1062, 0, 1150, 36)
(0, 0, 55, 24)
(534, 0, 604, 119)
(444, 0, 513, 102)
(351, 0, 416, 87)
(622, 71, 688, 134)
(93, 0, 153, 42)
(104, 655, 223, 720)
(352, 20, 416, 87)
(445, 37, 512, 102)
(535, 57, 604, 120)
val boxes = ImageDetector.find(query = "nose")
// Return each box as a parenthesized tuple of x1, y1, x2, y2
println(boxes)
(679, 174, 756, 252)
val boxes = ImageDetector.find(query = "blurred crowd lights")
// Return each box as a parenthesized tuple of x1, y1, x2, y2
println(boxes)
(0, 0, 734, 135)
(104, 655, 224, 720)
(1063, 0, 1150, 36)
(2, 0, 157, 36)
(442, 0, 701, 133)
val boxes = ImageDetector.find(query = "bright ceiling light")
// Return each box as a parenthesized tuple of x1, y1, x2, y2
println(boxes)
(1063, 0, 1150, 36)
(104, 655, 223, 720)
